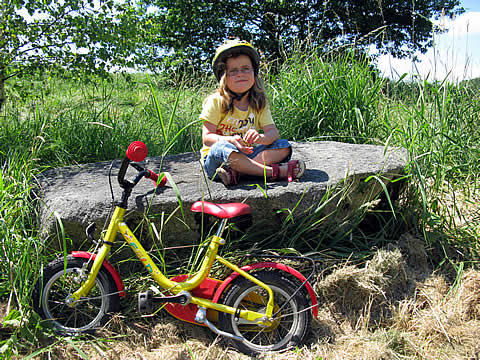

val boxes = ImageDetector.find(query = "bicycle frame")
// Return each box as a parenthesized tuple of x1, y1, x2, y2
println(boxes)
(67, 205, 276, 326)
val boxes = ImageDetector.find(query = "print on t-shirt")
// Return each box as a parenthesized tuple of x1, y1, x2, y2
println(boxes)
(216, 113, 256, 138)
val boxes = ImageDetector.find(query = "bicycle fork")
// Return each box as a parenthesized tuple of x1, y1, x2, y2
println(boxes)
(65, 207, 124, 305)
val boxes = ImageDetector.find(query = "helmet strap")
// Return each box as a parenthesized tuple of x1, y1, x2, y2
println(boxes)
(227, 90, 249, 112)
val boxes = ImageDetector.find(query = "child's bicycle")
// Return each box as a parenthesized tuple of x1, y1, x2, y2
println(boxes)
(34, 141, 318, 355)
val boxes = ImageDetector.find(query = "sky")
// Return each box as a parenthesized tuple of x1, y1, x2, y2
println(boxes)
(376, 0, 480, 81)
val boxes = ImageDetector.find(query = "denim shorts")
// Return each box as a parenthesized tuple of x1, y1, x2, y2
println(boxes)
(203, 139, 291, 178)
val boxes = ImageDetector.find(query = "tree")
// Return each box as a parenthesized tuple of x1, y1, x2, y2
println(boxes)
(140, 0, 464, 69)
(135, 0, 228, 72)
(0, 0, 149, 110)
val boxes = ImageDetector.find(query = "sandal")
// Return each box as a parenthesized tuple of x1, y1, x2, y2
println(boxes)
(216, 166, 239, 186)
(270, 160, 306, 182)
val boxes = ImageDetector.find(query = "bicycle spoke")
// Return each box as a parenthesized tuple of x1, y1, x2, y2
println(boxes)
(74, 306, 98, 321)
(47, 299, 67, 313)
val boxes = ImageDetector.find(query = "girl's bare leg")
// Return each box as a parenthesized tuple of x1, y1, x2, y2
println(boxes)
(228, 148, 302, 178)
(228, 152, 274, 176)
(251, 148, 290, 165)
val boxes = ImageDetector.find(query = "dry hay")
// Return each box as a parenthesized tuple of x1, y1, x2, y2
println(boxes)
(388, 269, 480, 359)
(34, 315, 252, 360)
(458, 270, 480, 320)
(308, 233, 480, 360)
(315, 239, 412, 327)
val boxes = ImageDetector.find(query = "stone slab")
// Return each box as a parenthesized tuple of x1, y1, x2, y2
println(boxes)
(34, 141, 408, 247)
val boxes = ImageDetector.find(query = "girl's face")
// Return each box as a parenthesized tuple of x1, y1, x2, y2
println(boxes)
(225, 54, 255, 94)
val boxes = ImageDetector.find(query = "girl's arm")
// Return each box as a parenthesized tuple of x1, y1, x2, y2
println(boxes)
(243, 124, 279, 146)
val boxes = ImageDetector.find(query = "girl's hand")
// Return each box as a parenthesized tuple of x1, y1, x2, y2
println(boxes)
(243, 129, 261, 145)
(231, 135, 253, 154)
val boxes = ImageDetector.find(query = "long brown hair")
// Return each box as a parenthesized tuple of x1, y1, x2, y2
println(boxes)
(216, 55, 268, 114)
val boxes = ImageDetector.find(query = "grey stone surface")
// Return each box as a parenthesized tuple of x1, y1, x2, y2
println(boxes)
(35, 141, 408, 248)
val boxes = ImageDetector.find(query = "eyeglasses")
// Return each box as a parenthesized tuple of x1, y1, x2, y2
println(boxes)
(226, 66, 253, 77)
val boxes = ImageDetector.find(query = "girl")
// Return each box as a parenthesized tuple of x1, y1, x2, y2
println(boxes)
(200, 39, 306, 186)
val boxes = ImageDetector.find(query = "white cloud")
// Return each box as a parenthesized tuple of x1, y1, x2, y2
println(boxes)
(437, 11, 480, 36)
(377, 11, 480, 81)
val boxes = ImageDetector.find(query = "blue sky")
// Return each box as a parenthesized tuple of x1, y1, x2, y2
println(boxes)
(377, 0, 480, 81)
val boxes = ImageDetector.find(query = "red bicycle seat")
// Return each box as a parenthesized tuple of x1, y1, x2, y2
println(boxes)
(191, 201, 251, 219)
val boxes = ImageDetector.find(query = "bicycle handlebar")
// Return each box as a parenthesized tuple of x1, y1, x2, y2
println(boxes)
(117, 141, 167, 190)
(145, 169, 168, 187)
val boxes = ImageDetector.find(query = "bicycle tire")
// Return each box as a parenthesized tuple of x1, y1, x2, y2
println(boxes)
(218, 270, 311, 354)
(33, 255, 120, 333)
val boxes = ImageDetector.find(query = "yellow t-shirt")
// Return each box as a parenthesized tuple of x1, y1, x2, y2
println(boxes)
(200, 93, 274, 158)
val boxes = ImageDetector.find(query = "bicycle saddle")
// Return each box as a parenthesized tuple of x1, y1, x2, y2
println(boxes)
(191, 201, 251, 219)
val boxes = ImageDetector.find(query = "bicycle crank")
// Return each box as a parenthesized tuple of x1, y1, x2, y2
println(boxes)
(138, 290, 192, 314)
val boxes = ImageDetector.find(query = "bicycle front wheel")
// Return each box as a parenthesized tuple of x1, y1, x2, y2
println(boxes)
(218, 270, 311, 354)
(34, 255, 120, 333)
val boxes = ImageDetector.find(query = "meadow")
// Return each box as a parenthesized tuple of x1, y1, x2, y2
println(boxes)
(0, 49, 479, 359)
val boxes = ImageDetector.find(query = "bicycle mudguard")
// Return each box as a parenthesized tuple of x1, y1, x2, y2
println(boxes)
(71, 251, 126, 297)
(212, 262, 318, 317)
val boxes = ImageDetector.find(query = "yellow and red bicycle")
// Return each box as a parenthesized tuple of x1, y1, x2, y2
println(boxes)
(34, 141, 318, 354)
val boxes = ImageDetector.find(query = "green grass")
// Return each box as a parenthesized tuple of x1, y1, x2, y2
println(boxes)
(0, 47, 479, 357)
(2, 73, 208, 167)
(379, 76, 480, 259)
(0, 72, 211, 356)
(0, 150, 45, 357)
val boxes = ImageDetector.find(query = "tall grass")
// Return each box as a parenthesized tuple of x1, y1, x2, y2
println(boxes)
(0, 149, 44, 356)
(379, 76, 480, 259)
(268, 50, 386, 143)
(0, 73, 210, 356)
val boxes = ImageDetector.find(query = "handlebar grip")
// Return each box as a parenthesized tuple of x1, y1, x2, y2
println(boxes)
(126, 141, 148, 162)
(146, 170, 167, 187)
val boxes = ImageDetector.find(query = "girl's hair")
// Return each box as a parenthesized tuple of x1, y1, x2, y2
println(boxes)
(216, 55, 267, 114)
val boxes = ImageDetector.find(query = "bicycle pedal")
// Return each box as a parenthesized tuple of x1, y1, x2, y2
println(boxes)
(138, 290, 154, 314)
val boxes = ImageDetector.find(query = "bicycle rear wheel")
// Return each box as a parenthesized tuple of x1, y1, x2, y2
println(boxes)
(34, 255, 120, 333)
(218, 270, 311, 354)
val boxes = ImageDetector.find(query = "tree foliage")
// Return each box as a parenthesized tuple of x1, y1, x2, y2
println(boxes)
(0, 0, 148, 109)
(140, 0, 464, 68)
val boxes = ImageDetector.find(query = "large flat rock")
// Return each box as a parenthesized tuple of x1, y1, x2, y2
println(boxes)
(35, 141, 407, 248)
